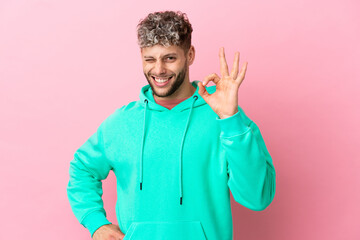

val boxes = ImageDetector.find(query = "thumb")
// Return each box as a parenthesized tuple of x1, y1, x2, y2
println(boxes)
(197, 81, 210, 101)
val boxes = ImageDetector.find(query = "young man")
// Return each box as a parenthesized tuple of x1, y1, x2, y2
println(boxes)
(67, 11, 276, 240)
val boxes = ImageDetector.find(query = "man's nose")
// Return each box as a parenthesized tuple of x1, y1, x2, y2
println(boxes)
(153, 61, 166, 75)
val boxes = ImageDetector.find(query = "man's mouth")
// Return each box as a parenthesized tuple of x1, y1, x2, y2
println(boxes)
(151, 75, 173, 83)
(150, 75, 174, 87)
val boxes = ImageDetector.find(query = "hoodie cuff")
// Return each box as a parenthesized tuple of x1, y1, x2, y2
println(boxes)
(81, 210, 112, 238)
(216, 111, 251, 137)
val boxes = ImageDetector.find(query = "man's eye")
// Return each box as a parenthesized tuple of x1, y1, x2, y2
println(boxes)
(166, 57, 176, 61)
(145, 59, 154, 62)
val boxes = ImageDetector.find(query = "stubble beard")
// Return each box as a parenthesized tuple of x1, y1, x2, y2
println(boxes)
(144, 61, 188, 98)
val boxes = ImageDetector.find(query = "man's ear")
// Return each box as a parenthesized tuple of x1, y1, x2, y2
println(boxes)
(187, 45, 195, 65)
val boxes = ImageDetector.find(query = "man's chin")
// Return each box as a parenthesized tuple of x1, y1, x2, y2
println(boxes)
(151, 85, 173, 98)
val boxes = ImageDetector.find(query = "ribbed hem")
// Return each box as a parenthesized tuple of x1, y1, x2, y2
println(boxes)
(216, 111, 250, 137)
(81, 210, 112, 238)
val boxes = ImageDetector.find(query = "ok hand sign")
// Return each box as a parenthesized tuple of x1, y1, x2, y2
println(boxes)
(197, 47, 248, 119)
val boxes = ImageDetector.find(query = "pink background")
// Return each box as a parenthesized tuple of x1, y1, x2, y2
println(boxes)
(1, 0, 359, 239)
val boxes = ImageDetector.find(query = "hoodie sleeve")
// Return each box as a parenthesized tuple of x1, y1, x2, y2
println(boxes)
(66, 123, 113, 237)
(216, 106, 276, 211)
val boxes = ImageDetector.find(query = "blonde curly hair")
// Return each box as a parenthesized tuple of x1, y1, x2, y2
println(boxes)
(137, 11, 193, 53)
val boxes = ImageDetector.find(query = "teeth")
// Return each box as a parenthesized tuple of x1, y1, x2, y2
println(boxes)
(153, 76, 171, 83)
(155, 78, 168, 83)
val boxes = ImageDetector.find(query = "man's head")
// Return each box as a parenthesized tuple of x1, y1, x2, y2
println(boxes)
(137, 11, 195, 99)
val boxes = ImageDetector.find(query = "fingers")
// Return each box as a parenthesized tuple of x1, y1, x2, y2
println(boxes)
(219, 47, 229, 77)
(217, 47, 247, 85)
(230, 52, 240, 79)
(236, 61, 248, 85)
(108, 235, 123, 240)
(197, 81, 210, 101)
(111, 231, 125, 240)
(203, 73, 221, 86)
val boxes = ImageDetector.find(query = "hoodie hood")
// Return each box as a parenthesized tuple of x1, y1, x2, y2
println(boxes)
(138, 80, 215, 205)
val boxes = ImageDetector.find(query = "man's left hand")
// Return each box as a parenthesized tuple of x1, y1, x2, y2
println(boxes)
(197, 47, 248, 119)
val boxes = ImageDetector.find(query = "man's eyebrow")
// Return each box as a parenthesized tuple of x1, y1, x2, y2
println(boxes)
(143, 53, 178, 58)
(163, 53, 177, 57)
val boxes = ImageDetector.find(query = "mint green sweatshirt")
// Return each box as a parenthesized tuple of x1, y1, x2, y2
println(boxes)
(66, 80, 276, 239)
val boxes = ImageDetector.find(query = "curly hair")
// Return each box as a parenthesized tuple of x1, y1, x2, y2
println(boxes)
(137, 11, 193, 53)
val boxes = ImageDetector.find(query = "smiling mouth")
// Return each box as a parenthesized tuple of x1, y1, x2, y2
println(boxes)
(151, 75, 173, 83)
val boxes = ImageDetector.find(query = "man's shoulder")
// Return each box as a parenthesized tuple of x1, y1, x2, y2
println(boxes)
(116, 100, 140, 113)
(102, 100, 142, 126)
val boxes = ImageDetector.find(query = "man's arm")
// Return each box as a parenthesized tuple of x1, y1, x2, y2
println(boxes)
(216, 106, 276, 211)
(66, 123, 113, 237)
(197, 47, 276, 210)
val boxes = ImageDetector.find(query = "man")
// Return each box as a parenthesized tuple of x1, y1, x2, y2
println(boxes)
(67, 10, 276, 240)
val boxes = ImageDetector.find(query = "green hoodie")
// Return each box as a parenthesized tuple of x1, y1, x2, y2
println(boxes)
(67, 80, 276, 239)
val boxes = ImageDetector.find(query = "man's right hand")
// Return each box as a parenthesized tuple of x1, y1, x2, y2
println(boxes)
(93, 224, 125, 240)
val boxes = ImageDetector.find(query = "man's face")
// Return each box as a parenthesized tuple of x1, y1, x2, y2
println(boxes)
(141, 44, 190, 99)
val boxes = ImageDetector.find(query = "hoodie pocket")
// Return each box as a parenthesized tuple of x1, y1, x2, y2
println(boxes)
(123, 220, 207, 240)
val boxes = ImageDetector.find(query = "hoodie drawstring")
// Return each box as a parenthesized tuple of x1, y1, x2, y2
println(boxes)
(139, 96, 198, 205)
(139, 99, 148, 191)
(179, 95, 198, 205)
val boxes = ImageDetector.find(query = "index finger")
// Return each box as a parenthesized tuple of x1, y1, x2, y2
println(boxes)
(219, 47, 229, 76)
